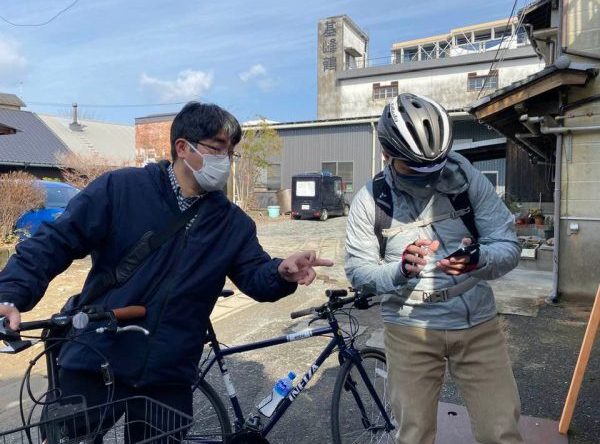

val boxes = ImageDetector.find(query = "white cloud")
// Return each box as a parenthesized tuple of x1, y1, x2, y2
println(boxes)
(140, 69, 213, 101)
(239, 64, 277, 92)
(239, 64, 267, 82)
(0, 39, 27, 86)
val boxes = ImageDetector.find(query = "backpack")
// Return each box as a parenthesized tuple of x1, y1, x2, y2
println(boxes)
(372, 171, 479, 260)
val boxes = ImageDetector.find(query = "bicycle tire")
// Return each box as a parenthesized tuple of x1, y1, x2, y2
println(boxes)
(331, 347, 395, 444)
(187, 379, 231, 443)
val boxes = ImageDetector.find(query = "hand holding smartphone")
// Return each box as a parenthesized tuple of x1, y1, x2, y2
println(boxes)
(444, 243, 480, 260)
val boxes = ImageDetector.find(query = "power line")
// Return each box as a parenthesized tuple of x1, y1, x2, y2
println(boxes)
(0, 0, 80, 27)
(27, 100, 190, 109)
(477, 0, 520, 99)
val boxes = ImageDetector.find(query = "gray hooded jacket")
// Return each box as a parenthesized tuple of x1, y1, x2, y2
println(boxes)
(345, 152, 520, 329)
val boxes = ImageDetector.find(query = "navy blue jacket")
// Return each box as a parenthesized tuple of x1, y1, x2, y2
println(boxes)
(0, 161, 297, 386)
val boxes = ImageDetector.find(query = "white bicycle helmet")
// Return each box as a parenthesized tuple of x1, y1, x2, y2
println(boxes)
(377, 93, 452, 172)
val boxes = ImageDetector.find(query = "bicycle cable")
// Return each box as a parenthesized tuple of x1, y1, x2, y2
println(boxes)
(19, 329, 116, 441)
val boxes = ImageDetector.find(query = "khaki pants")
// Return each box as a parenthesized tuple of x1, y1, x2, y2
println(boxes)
(384, 317, 523, 444)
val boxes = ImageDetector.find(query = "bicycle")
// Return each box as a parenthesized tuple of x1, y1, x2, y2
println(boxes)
(187, 288, 395, 444)
(0, 305, 193, 444)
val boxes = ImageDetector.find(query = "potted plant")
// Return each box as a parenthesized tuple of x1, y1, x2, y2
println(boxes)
(528, 208, 544, 226)
(503, 194, 525, 224)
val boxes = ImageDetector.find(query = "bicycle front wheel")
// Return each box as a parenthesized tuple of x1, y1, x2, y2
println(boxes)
(331, 347, 395, 444)
(186, 379, 231, 443)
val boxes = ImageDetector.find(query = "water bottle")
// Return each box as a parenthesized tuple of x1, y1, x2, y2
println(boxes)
(257, 371, 296, 417)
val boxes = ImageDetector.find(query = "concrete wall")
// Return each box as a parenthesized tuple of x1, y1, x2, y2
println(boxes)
(557, 0, 600, 301)
(317, 17, 368, 120)
(343, 21, 368, 66)
(337, 58, 544, 117)
(564, 0, 600, 54)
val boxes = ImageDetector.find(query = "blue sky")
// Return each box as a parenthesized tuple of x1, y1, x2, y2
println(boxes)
(1, 0, 519, 124)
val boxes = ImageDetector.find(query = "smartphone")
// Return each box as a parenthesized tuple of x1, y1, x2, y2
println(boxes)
(444, 243, 480, 260)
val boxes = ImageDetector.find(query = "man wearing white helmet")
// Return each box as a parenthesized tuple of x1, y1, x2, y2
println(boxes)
(345, 93, 523, 443)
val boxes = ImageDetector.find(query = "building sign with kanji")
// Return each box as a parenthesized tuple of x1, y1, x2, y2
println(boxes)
(321, 20, 337, 71)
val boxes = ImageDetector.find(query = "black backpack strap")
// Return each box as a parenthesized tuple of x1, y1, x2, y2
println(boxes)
(77, 199, 202, 308)
(448, 191, 479, 241)
(372, 171, 394, 260)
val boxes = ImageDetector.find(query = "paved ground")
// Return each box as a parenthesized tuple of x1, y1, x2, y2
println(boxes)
(0, 214, 598, 443)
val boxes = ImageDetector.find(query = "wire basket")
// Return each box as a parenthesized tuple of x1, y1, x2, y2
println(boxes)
(0, 396, 193, 444)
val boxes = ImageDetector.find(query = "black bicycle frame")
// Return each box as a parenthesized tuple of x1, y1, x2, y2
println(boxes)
(196, 316, 392, 437)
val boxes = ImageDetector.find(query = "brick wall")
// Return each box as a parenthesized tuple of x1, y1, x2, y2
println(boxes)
(135, 120, 173, 164)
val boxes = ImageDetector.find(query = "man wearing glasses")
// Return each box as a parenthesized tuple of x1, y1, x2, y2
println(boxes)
(0, 101, 332, 440)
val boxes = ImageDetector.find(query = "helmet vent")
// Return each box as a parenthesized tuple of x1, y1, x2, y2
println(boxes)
(423, 120, 433, 150)
(411, 100, 422, 109)
(405, 122, 420, 149)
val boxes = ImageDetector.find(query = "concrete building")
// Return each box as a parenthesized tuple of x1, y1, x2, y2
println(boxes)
(136, 15, 543, 204)
(468, 0, 600, 301)
(317, 15, 545, 119)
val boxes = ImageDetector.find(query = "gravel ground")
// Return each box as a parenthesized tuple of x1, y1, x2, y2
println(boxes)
(1, 214, 598, 443)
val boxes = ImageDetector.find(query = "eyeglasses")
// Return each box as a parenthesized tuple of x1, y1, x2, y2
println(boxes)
(192, 141, 241, 159)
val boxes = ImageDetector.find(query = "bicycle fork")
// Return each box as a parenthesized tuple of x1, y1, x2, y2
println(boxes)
(338, 347, 395, 434)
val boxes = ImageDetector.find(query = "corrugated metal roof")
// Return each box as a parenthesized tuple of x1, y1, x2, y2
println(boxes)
(39, 115, 135, 164)
(0, 109, 69, 166)
(0, 93, 26, 108)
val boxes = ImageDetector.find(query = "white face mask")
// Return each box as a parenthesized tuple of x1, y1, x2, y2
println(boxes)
(184, 141, 231, 192)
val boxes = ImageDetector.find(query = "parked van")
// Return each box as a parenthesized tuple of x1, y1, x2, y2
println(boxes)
(291, 172, 349, 221)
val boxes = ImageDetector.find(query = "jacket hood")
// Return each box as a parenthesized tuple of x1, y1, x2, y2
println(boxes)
(435, 152, 470, 195)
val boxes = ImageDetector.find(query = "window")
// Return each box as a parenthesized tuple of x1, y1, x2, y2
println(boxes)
(483, 171, 498, 190)
(321, 161, 354, 193)
(334, 180, 342, 196)
(266, 163, 281, 191)
(516, 26, 528, 44)
(467, 71, 498, 91)
(338, 162, 354, 192)
(322, 162, 336, 175)
(403, 48, 417, 62)
(372, 82, 398, 100)
(296, 180, 316, 197)
(345, 52, 357, 69)
(45, 186, 79, 208)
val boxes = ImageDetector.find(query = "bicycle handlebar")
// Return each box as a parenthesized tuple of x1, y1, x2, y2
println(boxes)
(290, 289, 375, 320)
(111, 306, 147, 322)
(290, 307, 317, 319)
(7, 305, 147, 334)
(325, 289, 348, 298)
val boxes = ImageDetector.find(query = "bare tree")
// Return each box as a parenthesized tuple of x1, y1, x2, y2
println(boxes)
(56, 151, 125, 190)
(234, 119, 282, 211)
(0, 171, 45, 243)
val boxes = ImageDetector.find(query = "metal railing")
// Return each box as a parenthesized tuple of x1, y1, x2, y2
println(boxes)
(345, 33, 530, 71)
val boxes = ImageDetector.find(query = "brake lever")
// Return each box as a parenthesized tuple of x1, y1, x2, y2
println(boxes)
(0, 340, 33, 354)
(0, 318, 33, 353)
